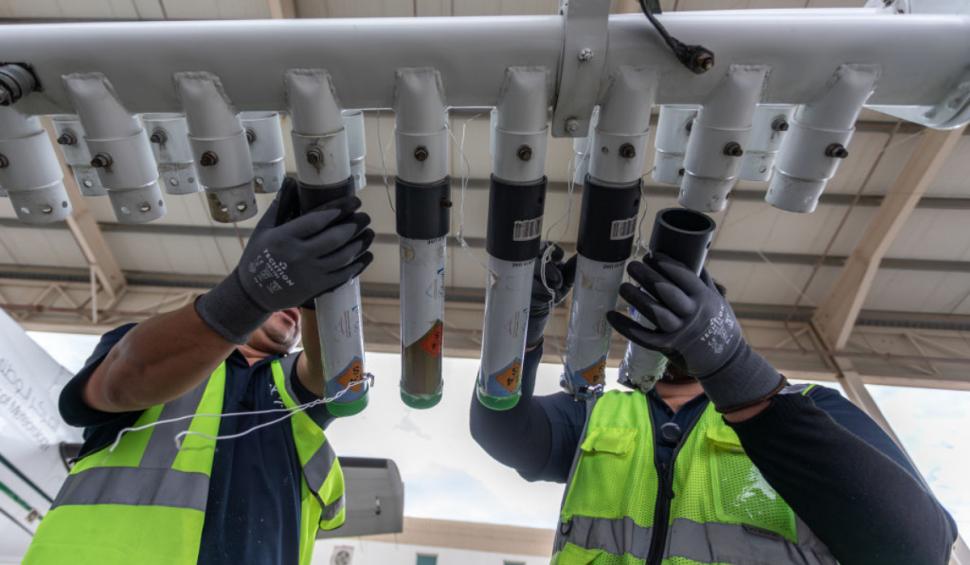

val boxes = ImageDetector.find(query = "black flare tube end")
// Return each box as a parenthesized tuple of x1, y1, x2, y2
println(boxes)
(577, 176, 642, 263)
(486, 175, 547, 262)
(395, 177, 452, 240)
(297, 176, 356, 212)
(649, 207, 716, 274)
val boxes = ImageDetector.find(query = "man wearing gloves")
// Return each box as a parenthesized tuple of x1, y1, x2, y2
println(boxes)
(25, 179, 374, 565)
(471, 246, 957, 565)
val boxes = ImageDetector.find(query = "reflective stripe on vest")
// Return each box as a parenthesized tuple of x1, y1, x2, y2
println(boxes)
(553, 390, 837, 565)
(554, 516, 834, 564)
(25, 358, 346, 565)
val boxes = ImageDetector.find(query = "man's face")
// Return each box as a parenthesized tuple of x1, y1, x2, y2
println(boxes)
(246, 307, 301, 354)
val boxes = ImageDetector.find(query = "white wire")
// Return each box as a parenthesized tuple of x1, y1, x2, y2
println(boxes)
(543, 154, 578, 243)
(376, 110, 394, 213)
(445, 112, 496, 278)
(108, 374, 374, 453)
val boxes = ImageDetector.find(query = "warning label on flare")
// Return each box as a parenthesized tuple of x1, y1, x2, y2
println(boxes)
(491, 360, 522, 394)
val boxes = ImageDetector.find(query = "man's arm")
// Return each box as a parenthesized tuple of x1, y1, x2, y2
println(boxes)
(296, 306, 325, 397)
(83, 304, 236, 413)
(469, 343, 585, 482)
(729, 389, 956, 565)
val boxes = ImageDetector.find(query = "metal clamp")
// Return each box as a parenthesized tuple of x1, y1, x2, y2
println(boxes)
(551, 0, 611, 138)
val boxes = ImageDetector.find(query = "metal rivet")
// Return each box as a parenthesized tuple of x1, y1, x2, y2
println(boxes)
(40, 205, 53, 214)
(565, 118, 580, 134)
(306, 146, 324, 168)
(158, 200, 164, 207)
(516, 144, 533, 161)
(414, 146, 429, 162)
(120, 205, 131, 215)
(169, 177, 179, 187)
(771, 117, 789, 132)
(62, 201, 68, 208)
(236, 202, 248, 212)
(199, 151, 219, 167)
(440, 197, 452, 208)
(57, 131, 77, 146)
(90, 153, 113, 168)
(678, 167, 685, 176)
(619, 143, 636, 159)
(577, 48, 594, 62)
(83, 179, 94, 188)
(825, 143, 849, 159)
(245, 128, 256, 145)
(139, 202, 152, 213)
(0, 154, 8, 168)
(149, 128, 167, 144)
(254, 176, 264, 186)
(723, 142, 744, 157)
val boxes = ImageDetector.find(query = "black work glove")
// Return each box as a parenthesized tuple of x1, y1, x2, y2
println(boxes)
(195, 181, 375, 344)
(606, 253, 785, 413)
(526, 243, 577, 349)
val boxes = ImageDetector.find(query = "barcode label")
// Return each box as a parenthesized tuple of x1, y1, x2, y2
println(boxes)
(610, 217, 637, 240)
(513, 216, 543, 241)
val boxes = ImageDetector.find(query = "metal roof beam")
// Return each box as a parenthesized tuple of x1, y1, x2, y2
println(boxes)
(812, 127, 966, 350)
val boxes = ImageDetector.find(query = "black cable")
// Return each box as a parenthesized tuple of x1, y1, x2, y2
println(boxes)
(638, 0, 715, 74)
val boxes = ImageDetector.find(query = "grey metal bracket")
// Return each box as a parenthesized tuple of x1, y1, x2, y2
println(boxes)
(551, 0, 611, 138)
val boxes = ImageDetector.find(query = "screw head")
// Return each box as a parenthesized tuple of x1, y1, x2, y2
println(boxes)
(149, 128, 167, 144)
(306, 146, 324, 168)
(678, 167, 685, 176)
(414, 146, 429, 162)
(199, 151, 219, 167)
(40, 204, 53, 214)
(690, 51, 715, 74)
(56, 131, 77, 146)
(516, 144, 533, 161)
(565, 118, 580, 134)
(245, 128, 256, 145)
(619, 143, 636, 159)
(578, 48, 594, 62)
(771, 117, 790, 132)
(0, 154, 8, 168)
(723, 142, 744, 157)
(90, 153, 113, 168)
(138, 202, 152, 213)
(825, 143, 849, 159)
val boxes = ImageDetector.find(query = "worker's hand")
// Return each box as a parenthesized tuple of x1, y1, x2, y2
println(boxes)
(606, 253, 785, 413)
(195, 182, 374, 344)
(526, 243, 577, 349)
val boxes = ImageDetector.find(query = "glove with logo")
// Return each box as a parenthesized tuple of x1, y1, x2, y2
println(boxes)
(196, 182, 374, 344)
(526, 243, 577, 349)
(606, 253, 785, 413)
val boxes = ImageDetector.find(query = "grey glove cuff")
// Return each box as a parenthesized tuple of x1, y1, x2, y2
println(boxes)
(195, 270, 272, 345)
(697, 343, 787, 413)
(526, 313, 549, 349)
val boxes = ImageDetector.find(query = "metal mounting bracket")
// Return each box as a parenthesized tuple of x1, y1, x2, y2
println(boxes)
(551, 0, 611, 138)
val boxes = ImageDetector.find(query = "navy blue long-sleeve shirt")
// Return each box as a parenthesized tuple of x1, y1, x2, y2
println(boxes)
(470, 343, 957, 565)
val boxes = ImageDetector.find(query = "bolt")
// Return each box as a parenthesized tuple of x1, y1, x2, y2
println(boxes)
(516, 145, 533, 161)
(138, 202, 152, 213)
(619, 143, 636, 159)
(0, 154, 8, 168)
(825, 143, 849, 159)
(56, 131, 77, 146)
(678, 167, 685, 176)
(149, 128, 167, 144)
(245, 128, 256, 145)
(577, 48, 594, 62)
(198, 151, 219, 167)
(771, 117, 789, 132)
(565, 118, 580, 134)
(90, 153, 113, 168)
(440, 197, 453, 208)
(236, 202, 248, 212)
(306, 146, 325, 168)
(40, 205, 53, 214)
(414, 146, 429, 162)
(723, 142, 744, 157)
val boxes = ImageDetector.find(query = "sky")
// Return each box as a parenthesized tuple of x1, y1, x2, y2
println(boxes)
(24, 331, 970, 539)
